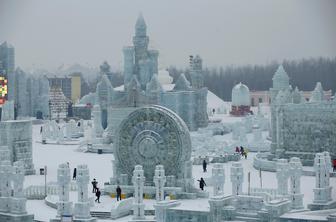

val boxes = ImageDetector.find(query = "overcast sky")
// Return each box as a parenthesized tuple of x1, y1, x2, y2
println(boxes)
(1, 0, 335, 71)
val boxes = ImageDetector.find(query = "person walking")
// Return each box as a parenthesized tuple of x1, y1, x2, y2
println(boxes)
(235, 146, 240, 153)
(197, 177, 206, 191)
(202, 159, 207, 172)
(116, 185, 122, 201)
(91, 179, 98, 193)
(73, 168, 77, 180)
(333, 159, 336, 172)
(95, 188, 101, 203)
(240, 146, 244, 157)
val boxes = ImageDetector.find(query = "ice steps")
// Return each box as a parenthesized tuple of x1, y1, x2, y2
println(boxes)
(90, 211, 111, 219)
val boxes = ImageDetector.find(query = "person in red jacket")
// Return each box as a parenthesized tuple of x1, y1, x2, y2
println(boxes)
(332, 159, 336, 172)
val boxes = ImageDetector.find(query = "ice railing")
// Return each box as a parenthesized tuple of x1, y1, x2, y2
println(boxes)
(24, 181, 77, 199)
(249, 187, 278, 202)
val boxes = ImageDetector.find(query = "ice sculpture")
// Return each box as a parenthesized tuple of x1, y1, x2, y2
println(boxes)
(230, 162, 244, 195)
(212, 163, 225, 196)
(132, 165, 145, 220)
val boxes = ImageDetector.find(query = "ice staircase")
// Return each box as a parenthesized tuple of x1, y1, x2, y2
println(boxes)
(235, 211, 260, 221)
(90, 211, 111, 219)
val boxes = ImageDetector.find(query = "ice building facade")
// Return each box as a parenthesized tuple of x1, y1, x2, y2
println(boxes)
(269, 65, 336, 165)
(80, 14, 208, 136)
(0, 120, 35, 175)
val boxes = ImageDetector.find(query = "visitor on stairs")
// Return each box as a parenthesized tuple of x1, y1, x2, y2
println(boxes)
(95, 188, 101, 203)
(92, 178, 98, 193)
(116, 185, 122, 201)
(197, 177, 206, 191)
(203, 159, 207, 172)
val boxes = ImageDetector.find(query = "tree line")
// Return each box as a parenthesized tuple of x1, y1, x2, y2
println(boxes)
(168, 57, 336, 101)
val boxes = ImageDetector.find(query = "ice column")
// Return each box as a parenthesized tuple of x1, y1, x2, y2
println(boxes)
(276, 159, 290, 196)
(74, 164, 92, 220)
(212, 163, 225, 196)
(56, 163, 72, 218)
(132, 165, 145, 220)
(0, 160, 12, 212)
(313, 153, 332, 203)
(323, 152, 332, 188)
(153, 165, 166, 201)
(230, 162, 244, 195)
(253, 124, 262, 142)
(51, 120, 58, 140)
(289, 157, 304, 209)
(65, 122, 72, 140)
(92, 105, 103, 138)
(10, 161, 27, 214)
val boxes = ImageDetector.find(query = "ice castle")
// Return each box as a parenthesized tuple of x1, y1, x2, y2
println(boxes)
(80, 14, 208, 140)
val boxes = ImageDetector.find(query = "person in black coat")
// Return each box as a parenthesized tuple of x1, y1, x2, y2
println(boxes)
(202, 159, 207, 172)
(73, 168, 77, 180)
(197, 177, 206, 191)
(95, 188, 101, 203)
(116, 185, 122, 201)
(240, 146, 244, 156)
(91, 179, 98, 193)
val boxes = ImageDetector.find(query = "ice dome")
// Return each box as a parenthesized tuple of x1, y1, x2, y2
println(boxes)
(232, 82, 250, 106)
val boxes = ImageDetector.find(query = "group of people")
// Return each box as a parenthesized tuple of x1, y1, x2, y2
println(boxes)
(91, 179, 123, 203)
(235, 146, 248, 159)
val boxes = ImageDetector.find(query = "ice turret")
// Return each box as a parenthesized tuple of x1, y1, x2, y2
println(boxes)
(272, 65, 290, 91)
(310, 82, 324, 103)
(173, 73, 191, 91)
(135, 13, 147, 37)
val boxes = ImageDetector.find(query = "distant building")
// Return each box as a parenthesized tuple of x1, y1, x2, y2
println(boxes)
(0, 42, 15, 101)
(49, 86, 69, 120)
(48, 76, 72, 100)
(48, 73, 89, 104)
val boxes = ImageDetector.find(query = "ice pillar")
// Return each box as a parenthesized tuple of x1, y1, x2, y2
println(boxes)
(276, 159, 290, 196)
(56, 163, 72, 218)
(0, 160, 12, 212)
(230, 162, 244, 195)
(153, 165, 166, 202)
(132, 165, 145, 220)
(74, 164, 92, 220)
(289, 157, 304, 209)
(313, 153, 332, 203)
(10, 161, 26, 214)
(212, 163, 225, 196)
(92, 105, 103, 140)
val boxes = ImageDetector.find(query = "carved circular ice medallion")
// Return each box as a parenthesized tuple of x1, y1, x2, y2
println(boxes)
(138, 137, 157, 158)
(114, 106, 192, 184)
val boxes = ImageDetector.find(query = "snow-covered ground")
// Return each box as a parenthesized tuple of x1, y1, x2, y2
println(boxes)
(25, 121, 336, 221)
